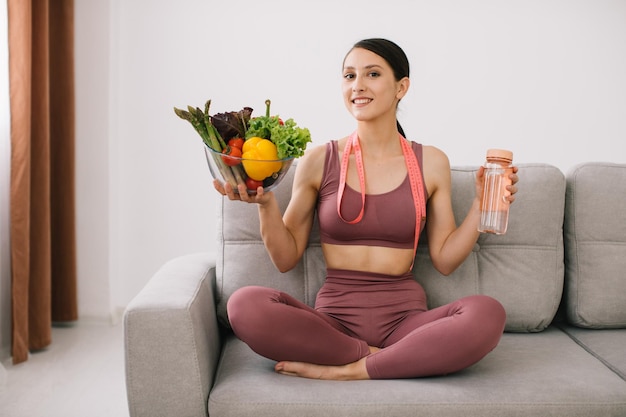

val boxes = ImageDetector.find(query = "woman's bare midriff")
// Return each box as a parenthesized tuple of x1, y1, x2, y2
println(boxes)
(322, 243, 415, 276)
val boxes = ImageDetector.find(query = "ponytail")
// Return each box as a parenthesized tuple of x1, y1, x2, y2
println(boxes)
(396, 120, 406, 138)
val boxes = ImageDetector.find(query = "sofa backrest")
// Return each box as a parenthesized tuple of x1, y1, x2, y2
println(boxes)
(564, 162, 626, 329)
(215, 163, 566, 332)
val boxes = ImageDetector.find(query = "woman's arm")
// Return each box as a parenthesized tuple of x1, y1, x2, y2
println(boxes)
(216, 145, 324, 273)
(423, 146, 518, 276)
(259, 147, 323, 272)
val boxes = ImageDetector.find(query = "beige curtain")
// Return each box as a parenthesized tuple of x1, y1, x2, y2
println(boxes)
(8, 0, 77, 364)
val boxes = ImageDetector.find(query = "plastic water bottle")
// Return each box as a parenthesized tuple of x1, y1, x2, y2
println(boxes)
(478, 149, 514, 234)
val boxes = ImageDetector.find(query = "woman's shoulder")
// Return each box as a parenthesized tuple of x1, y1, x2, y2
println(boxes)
(292, 142, 331, 188)
(300, 142, 328, 164)
(422, 144, 450, 168)
(295, 138, 349, 185)
(299, 137, 346, 165)
(421, 145, 452, 195)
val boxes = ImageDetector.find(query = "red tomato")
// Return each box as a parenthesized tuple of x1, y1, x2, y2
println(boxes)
(245, 177, 264, 190)
(221, 146, 242, 166)
(228, 138, 244, 149)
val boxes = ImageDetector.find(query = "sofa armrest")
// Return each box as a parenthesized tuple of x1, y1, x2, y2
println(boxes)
(124, 253, 219, 417)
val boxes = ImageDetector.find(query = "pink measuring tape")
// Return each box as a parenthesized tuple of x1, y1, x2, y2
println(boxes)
(337, 131, 427, 270)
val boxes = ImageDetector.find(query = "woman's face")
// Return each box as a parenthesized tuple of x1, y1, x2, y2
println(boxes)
(342, 47, 408, 124)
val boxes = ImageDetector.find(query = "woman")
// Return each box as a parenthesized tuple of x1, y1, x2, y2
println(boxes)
(214, 38, 518, 380)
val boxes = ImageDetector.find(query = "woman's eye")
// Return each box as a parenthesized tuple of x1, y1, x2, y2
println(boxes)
(344, 73, 355, 80)
(368, 71, 380, 78)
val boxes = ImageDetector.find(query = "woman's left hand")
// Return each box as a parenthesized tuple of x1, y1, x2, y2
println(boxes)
(475, 166, 519, 204)
(506, 166, 519, 204)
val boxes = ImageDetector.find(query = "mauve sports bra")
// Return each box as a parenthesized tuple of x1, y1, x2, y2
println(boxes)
(317, 140, 427, 250)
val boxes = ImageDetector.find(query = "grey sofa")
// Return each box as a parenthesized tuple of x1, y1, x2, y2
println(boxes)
(124, 162, 626, 417)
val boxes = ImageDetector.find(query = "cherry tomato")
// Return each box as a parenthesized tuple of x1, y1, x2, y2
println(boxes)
(221, 146, 242, 166)
(245, 177, 264, 190)
(228, 138, 244, 149)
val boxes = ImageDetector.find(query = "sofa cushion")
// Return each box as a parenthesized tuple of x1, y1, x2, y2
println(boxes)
(215, 166, 313, 326)
(215, 163, 565, 333)
(564, 163, 626, 328)
(560, 325, 626, 380)
(208, 328, 626, 417)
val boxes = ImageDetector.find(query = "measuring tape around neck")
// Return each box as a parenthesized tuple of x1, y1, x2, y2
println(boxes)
(337, 131, 427, 270)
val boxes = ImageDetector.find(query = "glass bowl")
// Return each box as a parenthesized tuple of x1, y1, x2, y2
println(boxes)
(204, 145, 295, 195)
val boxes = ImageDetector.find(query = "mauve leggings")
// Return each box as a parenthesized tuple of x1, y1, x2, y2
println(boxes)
(227, 268, 506, 379)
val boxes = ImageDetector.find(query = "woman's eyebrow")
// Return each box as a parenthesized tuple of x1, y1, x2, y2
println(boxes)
(343, 64, 384, 71)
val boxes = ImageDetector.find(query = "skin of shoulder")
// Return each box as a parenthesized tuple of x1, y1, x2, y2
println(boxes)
(421, 144, 451, 199)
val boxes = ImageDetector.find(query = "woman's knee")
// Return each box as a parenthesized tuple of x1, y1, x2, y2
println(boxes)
(463, 295, 507, 331)
(227, 286, 274, 328)
(478, 294, 505, 315)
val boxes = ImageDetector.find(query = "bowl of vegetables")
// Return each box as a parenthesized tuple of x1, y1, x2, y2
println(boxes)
(174, 99, 311, 194)
(204, 138, 294, 194)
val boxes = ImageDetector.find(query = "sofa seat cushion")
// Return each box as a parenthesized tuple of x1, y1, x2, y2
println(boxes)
(560, 325, 626, 380)
(208, 328, 626, 417)
(565, 163, 626, 328)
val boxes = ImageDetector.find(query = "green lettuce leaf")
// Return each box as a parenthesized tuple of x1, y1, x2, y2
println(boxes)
(246, 116, 311, 159)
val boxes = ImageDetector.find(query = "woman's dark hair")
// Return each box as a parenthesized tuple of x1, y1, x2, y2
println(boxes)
(352, 38, 410, 80)
(347, 38, 410, 137)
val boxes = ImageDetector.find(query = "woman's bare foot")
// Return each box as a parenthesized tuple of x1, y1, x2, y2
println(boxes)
(274, 346, 380, 380)
(275, 357, 370, 380)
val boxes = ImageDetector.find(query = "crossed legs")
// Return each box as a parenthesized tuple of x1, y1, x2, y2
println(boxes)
(227, 286, 506, 380)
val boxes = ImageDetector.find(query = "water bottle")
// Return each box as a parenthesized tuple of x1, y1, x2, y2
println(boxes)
(478, 149, 514, 234)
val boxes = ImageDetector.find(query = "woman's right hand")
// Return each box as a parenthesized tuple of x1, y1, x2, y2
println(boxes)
(213, 179, 273, 205)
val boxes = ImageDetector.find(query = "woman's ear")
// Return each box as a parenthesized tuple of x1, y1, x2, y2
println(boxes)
(396, 77, 410, 100)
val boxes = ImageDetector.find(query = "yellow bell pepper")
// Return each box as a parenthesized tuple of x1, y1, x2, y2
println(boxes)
(241, 137, 282, 181)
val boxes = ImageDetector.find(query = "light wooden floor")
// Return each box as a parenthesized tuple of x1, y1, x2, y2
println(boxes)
(0, 321, 129, 417)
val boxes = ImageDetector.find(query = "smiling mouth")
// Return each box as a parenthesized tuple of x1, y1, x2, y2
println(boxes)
(353, 98, 372, 104)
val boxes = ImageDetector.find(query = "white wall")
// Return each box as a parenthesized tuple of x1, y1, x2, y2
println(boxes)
(74, 0, 116, 320)
(72, 0, 626, 321)
(1, 0, 12, 362)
